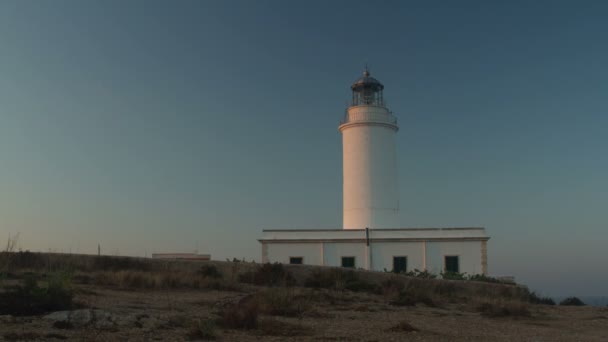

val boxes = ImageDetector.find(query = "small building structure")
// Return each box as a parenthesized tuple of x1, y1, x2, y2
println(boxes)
(260, 228, 488, 275)
(259, 69, 490, 275)
(151, 253, 211, 261)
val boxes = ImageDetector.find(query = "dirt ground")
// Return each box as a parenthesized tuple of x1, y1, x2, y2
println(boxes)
(1, 284, 607, 341)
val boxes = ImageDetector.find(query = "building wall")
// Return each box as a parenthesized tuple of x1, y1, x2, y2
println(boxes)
(425, 241, 484, 275)
(262, 239, 486, 275)
(265, 242, 323, 266)
(370, 241, 424, 272)
(323, 242, 366, 268)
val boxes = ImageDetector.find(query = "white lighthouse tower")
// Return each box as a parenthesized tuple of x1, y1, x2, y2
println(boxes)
(339, 69, 400, 229)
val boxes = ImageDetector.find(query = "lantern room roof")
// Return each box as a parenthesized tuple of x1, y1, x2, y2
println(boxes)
(351, 69, 384, 91)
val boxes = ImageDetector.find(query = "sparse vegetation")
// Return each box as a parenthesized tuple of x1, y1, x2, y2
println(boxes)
(475, 300, 531, 318)
(257, 318, 312, 336)
(218, 298, 259, 330)
(389, 320, 419, 332)
(560, 297, 585, 306)
(238, 263, 295, 287)
(188, 318, 218, 340)
(404, 268, 437, 279)
(0, 272, 75, 316)
(304, 268, 375, 292)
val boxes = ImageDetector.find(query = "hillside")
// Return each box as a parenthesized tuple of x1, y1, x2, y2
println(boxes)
(1, 252, 607, 341)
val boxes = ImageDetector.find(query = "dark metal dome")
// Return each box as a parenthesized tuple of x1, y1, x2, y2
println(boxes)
(351, 70, 384, 91)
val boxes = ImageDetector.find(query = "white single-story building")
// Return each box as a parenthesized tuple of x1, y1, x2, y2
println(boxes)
(259, 228, 489, 275)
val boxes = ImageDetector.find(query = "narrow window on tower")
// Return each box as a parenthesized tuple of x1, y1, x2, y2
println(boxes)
(393, 256, 407, 273)
(341, 257, 355, 268)
(289, 257, 303, 265)
(444, 256, 460, 273)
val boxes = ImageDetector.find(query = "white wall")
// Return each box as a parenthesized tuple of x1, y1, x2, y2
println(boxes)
(262, 239, 485, 275)
(370, 242, 424, 272)
(323, 242, 366, 268)
(265, 243, 323, 265)
(426, 241, 483, 275)
(340, 105, 399, 229)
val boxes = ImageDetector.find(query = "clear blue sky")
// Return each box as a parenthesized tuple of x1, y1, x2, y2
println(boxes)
(1, 0, 607, 296)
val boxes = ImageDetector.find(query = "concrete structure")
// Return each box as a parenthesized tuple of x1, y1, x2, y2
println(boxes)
(151, 253, 211, 261)
(260, 228, 489, 275)
(340, 69, 399, 229)
(259, 69, 490, 275)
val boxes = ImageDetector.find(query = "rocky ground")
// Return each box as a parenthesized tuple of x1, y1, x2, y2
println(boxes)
(1, 284, 607, 341)
(1, 255, 607, 341)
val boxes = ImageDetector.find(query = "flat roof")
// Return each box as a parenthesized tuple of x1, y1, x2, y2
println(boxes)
(259, 227, 489, 243)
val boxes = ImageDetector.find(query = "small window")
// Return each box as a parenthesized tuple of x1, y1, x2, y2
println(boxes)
(393, 256, 407, 273)
(444, 256, 459, 273)
(341, 256, 355, 268)
(289, 257, 303, 265)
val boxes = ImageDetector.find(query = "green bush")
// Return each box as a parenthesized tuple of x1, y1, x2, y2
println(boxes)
(404, 269, 437, 279)
(441, 271, 467, 280)
(0, 272, 74, 316)
(559, 297, 585, 306)
(467, 274, 502, 283)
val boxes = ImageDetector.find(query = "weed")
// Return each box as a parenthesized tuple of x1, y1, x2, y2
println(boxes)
(218, 297, 259, 330)
(388, 320, 419, 332)
(188, 318, 218, 340)
(0, 272, 74, 316)
(404, 269, 437, 279)
(304, 268, 374, 292)
(239, 263, 295, 287)
(475, 301, 531, 318)
(199, 265, 222, 279)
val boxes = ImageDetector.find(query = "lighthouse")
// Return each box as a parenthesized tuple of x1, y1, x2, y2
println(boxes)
(339, 69, 400, 229)
(259, 68, 489, 276)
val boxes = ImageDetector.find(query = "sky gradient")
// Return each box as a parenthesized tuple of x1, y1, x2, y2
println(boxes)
(1, 0, 607, 296)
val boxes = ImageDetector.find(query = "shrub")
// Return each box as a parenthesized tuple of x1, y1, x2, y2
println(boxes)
(219, 297, 259, 330)
(92, 256, 151, 272)
(188, 318, 217, 340)
(441, 271, 467, 280)
(304, 268, 374, 292)
(404, 269, 437, 279)
(239, 263, 295, 287)
(199, 265, 222, 279)
(467, 274, 502, 283)
(528, 292, 555, 305)
(475, 301, 531, 318)
(388, 320, 419, 332)
(0, 272, 74, 316)
(254, 288, 312, 317)
(559, 297, 585, 306)
(391, 288, 435, 307)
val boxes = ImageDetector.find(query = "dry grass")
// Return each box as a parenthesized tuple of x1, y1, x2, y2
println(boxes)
(474, 300, 531, 318)
(77, 270, 242, 291)
(388, 320, 420, 332)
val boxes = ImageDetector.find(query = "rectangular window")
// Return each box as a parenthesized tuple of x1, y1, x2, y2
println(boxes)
(393, 256, 407, 273)
(341, 256, 355, 268)
(289, 257, 303, 265)
(444, 256, 460, 273)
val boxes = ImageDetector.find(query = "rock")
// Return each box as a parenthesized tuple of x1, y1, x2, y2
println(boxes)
(44, 309, 117, 329)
